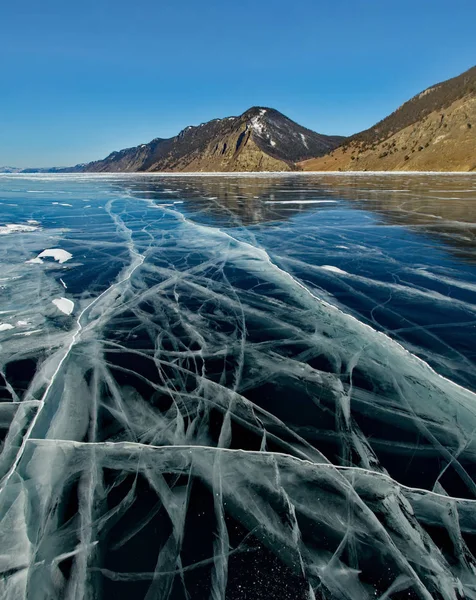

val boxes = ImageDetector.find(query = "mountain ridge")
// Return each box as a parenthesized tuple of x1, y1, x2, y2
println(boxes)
(70, 107, 344, 173)
(3, 66, 475, 174)
(301, 65, 476, 172)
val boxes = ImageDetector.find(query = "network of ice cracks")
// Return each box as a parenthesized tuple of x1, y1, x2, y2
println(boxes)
(0, 174, 476, 600)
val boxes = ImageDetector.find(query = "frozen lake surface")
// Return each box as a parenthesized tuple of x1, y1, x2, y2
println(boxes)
(1, 173, 476, 599)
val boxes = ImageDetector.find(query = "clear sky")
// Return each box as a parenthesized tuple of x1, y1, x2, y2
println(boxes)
(1, 0, 475, 167)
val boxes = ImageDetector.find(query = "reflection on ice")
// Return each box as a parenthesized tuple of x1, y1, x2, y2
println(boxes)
(264, 199, 338, 204)
(0, 173, 476, 599)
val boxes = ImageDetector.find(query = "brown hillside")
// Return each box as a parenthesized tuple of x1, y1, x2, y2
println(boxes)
(301, 65, 476, 172)
(75, 107, 343, 173)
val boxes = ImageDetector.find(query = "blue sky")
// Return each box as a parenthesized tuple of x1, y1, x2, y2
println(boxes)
(1, 0, 475, 167)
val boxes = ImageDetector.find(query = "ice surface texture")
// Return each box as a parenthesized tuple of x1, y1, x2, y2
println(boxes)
(0, 173, 476, 599)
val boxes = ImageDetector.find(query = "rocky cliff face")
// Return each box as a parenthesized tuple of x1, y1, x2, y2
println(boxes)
(301, 65, 476, 172)
(77, 107, 344, 173)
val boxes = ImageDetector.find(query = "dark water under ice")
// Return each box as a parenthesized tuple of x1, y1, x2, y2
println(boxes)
(1, 173, 476, 600)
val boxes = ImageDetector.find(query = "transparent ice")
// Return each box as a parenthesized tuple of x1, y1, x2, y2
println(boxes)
(0, 173, 476, 599)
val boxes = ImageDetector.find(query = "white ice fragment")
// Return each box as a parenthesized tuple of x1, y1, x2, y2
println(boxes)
(52, 297, 74, 315)
(26, 257, 44, 264)
(321, 265, 348, 275)
(36, 249, 73, 264)
(0, 223, 39, 235)
(0, 323, 14, 332)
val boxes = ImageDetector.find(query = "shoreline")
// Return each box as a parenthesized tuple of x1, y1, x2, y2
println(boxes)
(2, 170, 476, 178)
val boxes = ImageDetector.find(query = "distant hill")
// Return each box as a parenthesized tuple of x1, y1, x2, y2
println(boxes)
(0, 166, 66, 174)
(0, 167, 23, 173)
(5, 68, 474, 174)
(72, 107, 344, 173)
(301, 65, 476, 172)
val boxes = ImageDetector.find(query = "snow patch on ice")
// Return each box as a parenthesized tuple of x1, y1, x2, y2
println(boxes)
(52, 297, 74, 315)
(321, 265, 348, 275)
(33, 248, 73, 264)
(0, 323, 14, 332)
(26, 257, 44, 264)
(0, 223, 39, 235)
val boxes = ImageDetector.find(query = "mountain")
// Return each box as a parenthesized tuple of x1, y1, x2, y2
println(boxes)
(0, 167, 23, 173)
(75, 107, 344, 173)
(0, 166, 67, 174)
(301, 65, 476, 172)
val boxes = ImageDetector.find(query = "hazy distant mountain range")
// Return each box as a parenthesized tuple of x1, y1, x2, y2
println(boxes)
(0, 167, 22, 173)
(0, 166, 66, 174)
(2, 65, 474, 174)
